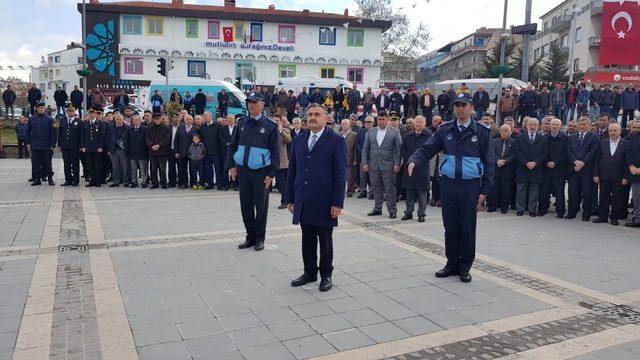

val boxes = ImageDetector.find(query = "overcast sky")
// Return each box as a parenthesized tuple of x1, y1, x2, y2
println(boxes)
(0, 0, 561, 81)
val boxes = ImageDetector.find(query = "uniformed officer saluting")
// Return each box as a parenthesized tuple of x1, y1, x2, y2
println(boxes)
(408, 92, 494, 283)
(228, 92, 279, 251)
(58, 105, 82, 186)
(27, 101, 57, 186)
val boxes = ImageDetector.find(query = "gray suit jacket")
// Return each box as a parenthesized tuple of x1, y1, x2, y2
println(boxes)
(361, 126, 402, 171)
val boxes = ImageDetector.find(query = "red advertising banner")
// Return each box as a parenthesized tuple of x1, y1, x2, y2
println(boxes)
(223, 27, 233, 42)
(600, 0, 640, 66)
(583, 70, 640, 85)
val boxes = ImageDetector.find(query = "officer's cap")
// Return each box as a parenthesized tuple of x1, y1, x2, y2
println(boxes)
(452, 92, 473, 105)
(90, 105, 103, 113)
(66, 104, 76, 111)
(246, 92, 264, 102)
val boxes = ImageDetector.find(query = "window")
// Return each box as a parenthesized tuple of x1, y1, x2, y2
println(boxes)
(561, 34, 568, 47)
(47, 83, 52, 90)
(250, 23, 262, 42)
(208, 20, 220, 39)
(48, 57, 52, 65)
(235, 62, 254, 80)
(147, 17, 164, 35)
(54, 56, 60, 63)
(279, 64, 296, 78)
(186, 19, 198, 38)
(347, 29, 364, 47)
(575, 27, 582, 42)
(551, 39, 559, 48)
(278, 25, 295, 43)
(234, 22, 245, 41)
(55, 69, 60, 76)
(543, 22, 548, 31)
(187, 60, 206, 77)
(319, 27, 336, 45)
(534, 48, 540, 59)
(77, 57, 83, 64)
(320, 67, 335, 78)
(123, 15, 142, 35)
(124, 57, 143, 74)
(347, 67, 364, 84)
(573, 58, 580, 72)
(542, 44, 550, 57)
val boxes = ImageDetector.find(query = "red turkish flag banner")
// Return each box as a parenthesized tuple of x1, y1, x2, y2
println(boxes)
(600, 0, 640, 66)
(223, 27, 233, 42)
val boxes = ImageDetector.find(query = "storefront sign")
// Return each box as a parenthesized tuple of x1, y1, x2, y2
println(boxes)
(584, 70, 640, 85)
(204, 41, 294, 52)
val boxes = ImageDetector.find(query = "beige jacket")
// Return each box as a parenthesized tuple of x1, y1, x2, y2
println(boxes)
(278, 127, 292, 169)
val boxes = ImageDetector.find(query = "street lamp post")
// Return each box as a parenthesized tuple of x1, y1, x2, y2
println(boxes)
(82, 0, 87, 117)
(496, 0, 509, 125)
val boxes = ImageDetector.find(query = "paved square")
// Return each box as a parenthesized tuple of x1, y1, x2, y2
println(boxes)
(2, 158, 640, 360)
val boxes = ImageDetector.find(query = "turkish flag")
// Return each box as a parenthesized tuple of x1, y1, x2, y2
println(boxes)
(600, 0, 640, 66)
(223, 27, 233, 42)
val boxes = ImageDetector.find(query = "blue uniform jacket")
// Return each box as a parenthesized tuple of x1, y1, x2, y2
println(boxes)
(409, 119, 494, 195)
(57, 116, 82, 150)
(228, 114, 279, 178)
(567, 132, 599, 175)
(285, 129, 347, 227)
(81, 120, 106, 152)
(26, 114, 56, 150)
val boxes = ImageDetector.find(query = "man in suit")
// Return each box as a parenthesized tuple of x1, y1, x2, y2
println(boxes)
(400, 116, 432, 222)
(286, 104, 347, 292)
(626, 129, 640, 227)
(419, 90, 436, 126)
(340, 119, 358, 197)
(539, 118, 569, 217)
(81, 105, 106, 187)
(567, 116, 600, 221)
(58, 105, 82, 186)
(487, 124, 516, 213)
(167, 113, 183, 188)
(594, 113, 611, 140)
(175, 115, 194, 189)
(593, 123, 630, 225)
(201, 112, 224, 190)
(403, 88, 419, 118)
(514, 118, 548, 217)
(145, 113, 171, 189)
(356, 116, 374, 199)
(361, 111, 402, 219)
(218, 114, 237, 190)
(126, 115, 149, 188)
(105, 113, 129, 187)
(375, 89, 390, 113)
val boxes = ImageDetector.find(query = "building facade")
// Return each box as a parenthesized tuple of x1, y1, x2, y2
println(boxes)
(30, 47, 83, 108)
(80, 0, 390, 96)
(437, 28, 504, 81)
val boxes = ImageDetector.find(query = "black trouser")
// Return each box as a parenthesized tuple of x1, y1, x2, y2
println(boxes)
(85, 151, 102, 185)
(568, 172, 594, 218)
(17, 139, 29, 158)
(301, 224, 334, 278)
(619, 183, 631, 219)
(61, 148, 80, 184)
(599, 178, 625, 221)
(238, 166, 270, 242)
(29, 103, 36, 116)
(168, 149, 179, 186)
(31, 149, 52, 180)
(488, 176, 513, 211)
(100, 152, 110, 182)
(621, 109, 634, 129)
(539, 176, 566, 215)
(219, 106, 228, 117)
(276, 168, 287, 205)
(430, 176, 440, 202)
(195, 106, 204, 115)
(79, 151, 88, 178)
(189, 160, 203, 186)
(178, 157, 188, 186)
(150, 155, 167, 186)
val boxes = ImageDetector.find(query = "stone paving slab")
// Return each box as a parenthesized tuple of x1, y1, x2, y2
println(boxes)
(0, 258, 36, 356)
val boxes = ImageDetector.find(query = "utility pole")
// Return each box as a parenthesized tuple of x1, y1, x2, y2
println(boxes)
(496, 0, 509, 125)
(82, 0, 87, 118)
(521, 0, 532, 82)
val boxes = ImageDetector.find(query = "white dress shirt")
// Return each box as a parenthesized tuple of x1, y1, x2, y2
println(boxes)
(171, 125, 178, 149)
(376, 127, 387, 146)
(610, 138, 620, 155)
(308, 127, 325, 149)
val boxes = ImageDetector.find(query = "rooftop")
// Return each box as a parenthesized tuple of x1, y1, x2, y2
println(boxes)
(78, 0, 392, 31)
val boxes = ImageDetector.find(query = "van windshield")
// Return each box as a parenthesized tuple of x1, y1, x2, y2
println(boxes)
(228, 91, 246, 108)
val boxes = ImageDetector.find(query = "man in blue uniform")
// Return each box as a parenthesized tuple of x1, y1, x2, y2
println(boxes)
(58, 105, 82, 186)
(27, 101, 57, 186)
(228, 93, 279, 252)
(408, 92, 494, 283)
(81, 105, 106, 187)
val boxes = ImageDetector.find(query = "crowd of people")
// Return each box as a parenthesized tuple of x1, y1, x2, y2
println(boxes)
(18, 79, 640, 230)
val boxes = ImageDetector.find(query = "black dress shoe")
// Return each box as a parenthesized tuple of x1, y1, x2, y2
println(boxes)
(435, 267, 458, 278)
(459, 272, 472, 283)
(167, 184, 176, 188)
(130, 183, 138, 188)
(401, 214, 413, 220)
(27, 178, 34, 182)
(141, 183, 148, 188)
(278, 204, 287, 209)
(611, 219, 619, 226)
(582, 217, 591, 222)
(418, 216, 425, 222)
(123, 183, 130, 188)
(592, 217, 608, 224)
(238, 239, 255, 249)
(357, 192, 367, 198)
(254, 240, 264, 251)
(624, 221, 640, 227)
(161, 185, 167, 189)
(48, 179, 55, 186)
(150, 185, 159, 189)
(94, 184, 101, 187)
(367, 194, 374, 200)
(205, 186, 214, 190)
(72, 182, 79, 187)
(233, 186, 238, 191)
(565, 214, 576, 219)
(486, 208, 496, 213)
(556, 213, 565, 218)
(85, 183, 93, 187)
(31, 180, 42, 186)
(367, 210, 382, 216)
(529, 212, 536, 217)
(346, 193, 353, 198)
(500, 209, 508, 214)
(60, 182, 71, 187)
(516, 211, 524, 216)
(319, 277, 332, 292)
(537, 211, 547, 217)
(109, 183, 119, 187)
(389, 213, 396, 219)
(291, 274, 317, 287)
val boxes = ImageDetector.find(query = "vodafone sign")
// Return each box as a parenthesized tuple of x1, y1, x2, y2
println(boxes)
(584, 70, 640, 85)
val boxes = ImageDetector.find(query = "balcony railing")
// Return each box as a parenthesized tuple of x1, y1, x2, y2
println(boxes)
(550, 14, 572, 33)
(588, 36, 601, 48)
(590, 0, 602, 16)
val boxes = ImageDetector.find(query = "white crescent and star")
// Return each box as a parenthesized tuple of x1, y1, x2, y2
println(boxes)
(611, 11, 633, 38)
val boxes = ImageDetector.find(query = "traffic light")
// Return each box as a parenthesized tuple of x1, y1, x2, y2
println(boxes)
(157, 58, 166, 77)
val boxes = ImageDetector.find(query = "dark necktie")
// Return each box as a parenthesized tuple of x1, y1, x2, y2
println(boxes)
(501, 141, 507, 158)
(530, 134, 534, 142)
(579, 133, 584, 144)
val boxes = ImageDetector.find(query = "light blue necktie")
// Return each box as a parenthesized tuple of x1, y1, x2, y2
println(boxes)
(309, 134, 318, 151)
